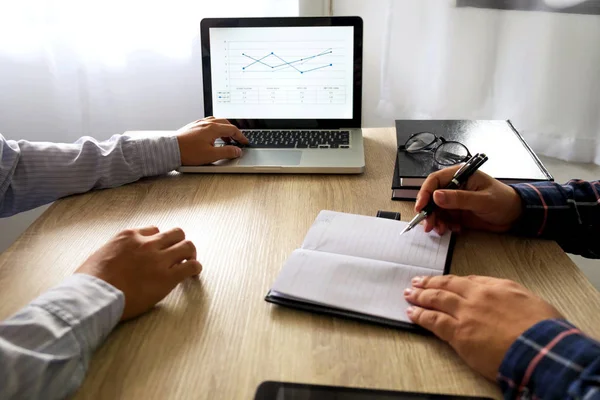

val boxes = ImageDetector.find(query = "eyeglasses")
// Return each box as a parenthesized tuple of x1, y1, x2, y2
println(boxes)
(398, 132, 472, 166)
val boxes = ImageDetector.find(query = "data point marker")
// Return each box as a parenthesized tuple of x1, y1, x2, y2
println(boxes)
(241, 50, 336, 74)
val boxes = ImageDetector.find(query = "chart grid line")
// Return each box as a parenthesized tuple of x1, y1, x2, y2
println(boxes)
(241, 48, 334, 75)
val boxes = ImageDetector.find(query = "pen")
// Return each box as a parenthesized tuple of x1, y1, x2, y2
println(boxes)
(400, 153, 489, 236)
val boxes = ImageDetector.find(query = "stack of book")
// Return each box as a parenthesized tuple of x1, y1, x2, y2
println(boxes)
(392, 120, 553, 201)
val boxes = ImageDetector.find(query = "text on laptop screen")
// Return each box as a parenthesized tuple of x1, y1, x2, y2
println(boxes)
(209, 26, 354, 120)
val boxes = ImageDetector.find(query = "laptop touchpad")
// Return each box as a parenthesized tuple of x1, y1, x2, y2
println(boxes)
(238, 150, 302, 166)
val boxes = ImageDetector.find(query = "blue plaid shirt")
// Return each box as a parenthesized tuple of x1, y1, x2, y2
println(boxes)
(498, 181, 600, 399)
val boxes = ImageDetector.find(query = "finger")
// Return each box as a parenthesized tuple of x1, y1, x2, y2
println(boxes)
(164, 239, 197, 265)
(441, 210, 461, 233)
(156, 227, 186, 249)
(433, 189, 489, 213)
(434, 209, 455, 235)
(210, 145, 243, 160)
(416, 165, 463, 212)
(136, 226, 160, 236)
(412, 275, 476, 297)
(406, 306, 458, 342)
(424, 213, 436, 233)
(170, 260, 203, 282)
(425, 213, 438, 233)
(449, 222, 462, 233)
(404, 287, 463, 317)
(415, 193, 427, 213)
(435, 218, 448, 235)
(222, 127, 249, 145)
(205, 122, 249, 144)
(211, 118, 248, 143)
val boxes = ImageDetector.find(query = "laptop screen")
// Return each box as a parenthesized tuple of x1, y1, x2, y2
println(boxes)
(208, 26, 354, 120)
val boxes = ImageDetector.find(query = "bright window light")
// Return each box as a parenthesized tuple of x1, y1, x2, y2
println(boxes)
(0, 0, 299, 66)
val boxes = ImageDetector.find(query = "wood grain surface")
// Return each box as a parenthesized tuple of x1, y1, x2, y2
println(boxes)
(1, 128, 599, 399)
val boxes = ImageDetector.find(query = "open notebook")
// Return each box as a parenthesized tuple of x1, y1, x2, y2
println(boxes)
(265, 210, 455, 331)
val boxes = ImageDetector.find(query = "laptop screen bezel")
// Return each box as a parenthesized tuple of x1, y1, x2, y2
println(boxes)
(201, 17, 363, 129)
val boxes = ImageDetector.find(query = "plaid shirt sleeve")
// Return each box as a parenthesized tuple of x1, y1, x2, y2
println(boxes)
(498, 319, 600, 399)
(510, 180, 600, 258)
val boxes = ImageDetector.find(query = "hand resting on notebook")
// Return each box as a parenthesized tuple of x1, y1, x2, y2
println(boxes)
(267, 211, 453, 328)
(411, 170, 600, 398)
(404, 274, 562, 380)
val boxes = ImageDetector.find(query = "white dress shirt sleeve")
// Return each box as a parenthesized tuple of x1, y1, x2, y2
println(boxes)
(0, 274, 124, 400)
(0, 133, 181, 217)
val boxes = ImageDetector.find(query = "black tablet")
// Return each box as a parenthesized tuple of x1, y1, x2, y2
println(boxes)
(254, 381, 494, 400)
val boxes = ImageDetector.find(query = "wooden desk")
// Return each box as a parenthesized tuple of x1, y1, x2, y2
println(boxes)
(1, 128, 599, 399)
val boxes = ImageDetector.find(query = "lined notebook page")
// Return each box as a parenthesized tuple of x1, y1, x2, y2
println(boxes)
(271, 249, 441, 322)
(301, 210, 451, 271)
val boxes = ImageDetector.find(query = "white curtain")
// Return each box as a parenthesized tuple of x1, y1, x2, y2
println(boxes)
(378, 0, 600, 164)
(0, 0, 299, 143)
(0, 0, 300, 254)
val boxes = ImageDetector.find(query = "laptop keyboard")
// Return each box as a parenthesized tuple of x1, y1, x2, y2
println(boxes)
(241, 130, 350, 149)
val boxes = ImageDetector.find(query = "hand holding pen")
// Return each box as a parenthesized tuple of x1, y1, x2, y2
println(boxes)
(403, 154, 525, 235)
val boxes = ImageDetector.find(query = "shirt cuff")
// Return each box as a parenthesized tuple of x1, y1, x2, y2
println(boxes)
(134, 135, 182, 177)
(497, 319, 593, 399)
(30, 274, 124, 366)
(509, 183, 549, 237)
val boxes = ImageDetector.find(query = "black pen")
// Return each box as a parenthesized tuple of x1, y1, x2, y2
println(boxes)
(400, 153, 489, 235)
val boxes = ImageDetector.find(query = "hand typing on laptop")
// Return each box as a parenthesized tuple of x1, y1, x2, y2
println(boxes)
(176, 116, 249, 165)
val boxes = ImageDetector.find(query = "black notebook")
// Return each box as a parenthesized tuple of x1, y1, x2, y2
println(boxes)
(391, 159, 421, 201)
(265, 211, 455, 331)
(392, 120, 553, 200)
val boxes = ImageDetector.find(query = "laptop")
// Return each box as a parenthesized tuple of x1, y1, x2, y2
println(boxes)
(179, 16, 365, 174)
